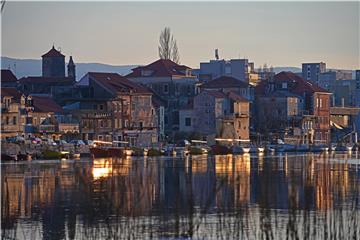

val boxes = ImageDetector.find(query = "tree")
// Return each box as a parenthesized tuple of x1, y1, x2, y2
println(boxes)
(158, 27, 180, 64)
(1, 0, 5, 12)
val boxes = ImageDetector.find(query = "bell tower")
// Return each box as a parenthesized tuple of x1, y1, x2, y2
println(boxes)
(67, 56, 76, 80)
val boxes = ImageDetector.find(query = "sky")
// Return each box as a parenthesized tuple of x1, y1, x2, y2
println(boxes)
(1, 1, 359, 69)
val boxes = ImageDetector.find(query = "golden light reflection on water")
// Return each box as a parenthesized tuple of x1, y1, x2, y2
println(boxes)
(92, 158, 113, 180)
(1, 152, 359, 239)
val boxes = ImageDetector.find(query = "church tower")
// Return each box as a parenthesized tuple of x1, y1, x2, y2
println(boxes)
(42, 45, 65, 77)
(67, 56, 76, 80)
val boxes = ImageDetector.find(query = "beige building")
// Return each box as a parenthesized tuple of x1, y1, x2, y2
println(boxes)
(1, 88, 24, 139)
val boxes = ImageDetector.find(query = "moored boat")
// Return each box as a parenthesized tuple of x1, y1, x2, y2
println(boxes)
(90, 147, 124, 158)
(211, 145, 232, 155)
(257, 147, 265, 153)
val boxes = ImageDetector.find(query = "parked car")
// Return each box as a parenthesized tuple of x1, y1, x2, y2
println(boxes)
(30, 137, 42, 144)
(7, 136, 25, 143)
(55, 140, 68, 145)
(84, 140, 95, 146)
(42, 138, 57, 146)
(70, 140, 85, 146)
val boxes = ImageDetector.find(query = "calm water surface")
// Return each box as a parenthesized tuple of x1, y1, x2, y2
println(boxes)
(1, 152, 360, 240)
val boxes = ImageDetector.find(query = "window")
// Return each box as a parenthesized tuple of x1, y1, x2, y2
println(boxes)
(6, 117, 9, 125)
(163, 84, 169, 93)
(12, 116, 17, 125)
(151, 108, 155, 115)
(98, 135, 103, 140)
(99, 104, 104, 110)
(139, 122, 144, 128)
(185, 117, 191, 127)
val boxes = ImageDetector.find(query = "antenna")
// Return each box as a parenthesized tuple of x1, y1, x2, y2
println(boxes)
(215, 49, 219, 60)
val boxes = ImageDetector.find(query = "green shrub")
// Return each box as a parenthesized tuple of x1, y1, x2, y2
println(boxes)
(148, 148, 162, 156)
(190, 147, 203, 155)
(42, 150, 62, 159)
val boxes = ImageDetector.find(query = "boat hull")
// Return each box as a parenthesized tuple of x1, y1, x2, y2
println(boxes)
(90, 147, 124, 158)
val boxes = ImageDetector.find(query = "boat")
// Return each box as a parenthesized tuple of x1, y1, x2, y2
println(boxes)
(257, 147, 265, 153)
(124, 149, 133, 156)
(211, 145, 232, 155)
(1, 154, 17, 161)
(346, 145, 353, 152)
(90, 147, 124, 158)
(143, 148, 148, 156)
(190, 140, 210, 155)
(330, 144, 337, 151)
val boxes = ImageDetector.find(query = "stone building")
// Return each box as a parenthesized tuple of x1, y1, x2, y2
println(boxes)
(19, 46, 76, 105)
(179, 90, 250, 142)
(67, 72, 158, 146)
(126, 59, 198, 137)
(255, 71, 331, 144)
(1, 88, 24, 138)
(42, 45, 65, 77)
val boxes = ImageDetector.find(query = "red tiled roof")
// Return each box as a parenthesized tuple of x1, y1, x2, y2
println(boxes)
(31, 96, 63, 113)
(19, 76, 74, 84)
(1, 70, 18, 82)
(126, 59, 192, 78)
(42, 46, 65, 58)
(227, 91, 249, 102)
(255, 71, 330, 96)
(1, 87, 23, 100)
(201, 76, 249, 89)
(88, 72, 151, 94)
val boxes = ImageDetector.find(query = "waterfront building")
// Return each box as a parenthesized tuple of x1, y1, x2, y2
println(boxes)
(1, 88, 24, 138)
(179, 90, 250, 142)
(1, 87, 67, 139)
(302, 62, 326, 84)
(126, 59, 197, 138)
(26, 95, 65, 139)
(67, 72, 158, 146)
(255, 71, 332, 144)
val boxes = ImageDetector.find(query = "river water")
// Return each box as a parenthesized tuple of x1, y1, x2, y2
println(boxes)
(1, 152, 360, 240)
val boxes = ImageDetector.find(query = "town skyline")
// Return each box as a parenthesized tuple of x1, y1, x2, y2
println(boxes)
(2, 1, 359, 69)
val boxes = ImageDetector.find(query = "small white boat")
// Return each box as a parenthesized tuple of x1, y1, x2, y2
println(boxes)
(143, 148, 148, 156)
(257, 147, 265, 153)
(172, 149, 177, 156)
(241, 147, 251, 154)
(330, 144, 337, 151)
(124, 149, 133, 156)
(347, 146, 353, 152)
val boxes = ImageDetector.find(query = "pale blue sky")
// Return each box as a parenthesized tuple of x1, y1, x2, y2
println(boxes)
(2, 1, 359, 69)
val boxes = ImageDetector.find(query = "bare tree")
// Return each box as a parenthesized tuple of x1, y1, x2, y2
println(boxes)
(1, 0, 5, 12)
(158, 27, 180, 64)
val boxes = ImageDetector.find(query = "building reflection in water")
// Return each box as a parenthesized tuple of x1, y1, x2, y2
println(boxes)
(1, 152, 360, 239)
